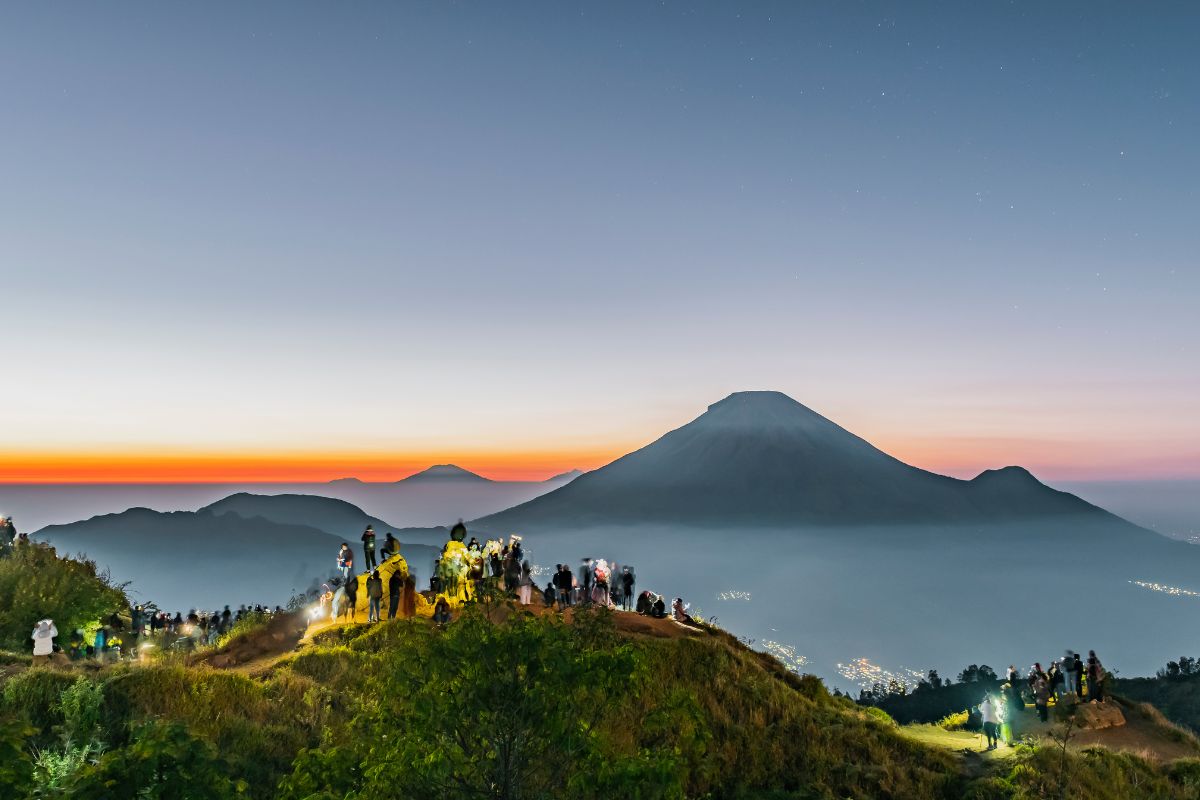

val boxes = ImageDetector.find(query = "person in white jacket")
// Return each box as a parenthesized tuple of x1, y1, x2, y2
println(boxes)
(979, 693, 1003, 751)
(31, 619, 57, 665)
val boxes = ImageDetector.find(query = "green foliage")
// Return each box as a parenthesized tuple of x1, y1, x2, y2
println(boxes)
(32, 741, 103, 796)
(1116, 669, 1200, 733)
(0, 668, 78, 748)
(58, 677, 104, 746)
(0, 715, 35, 800)
(0, 545, 128, 651)
(864, 706, 897, 727)
(56, 720, 245, 799)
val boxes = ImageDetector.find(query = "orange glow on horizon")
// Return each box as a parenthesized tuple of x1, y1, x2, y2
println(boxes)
(1, 436, 1194, 484)
(0, 447, 624, 484)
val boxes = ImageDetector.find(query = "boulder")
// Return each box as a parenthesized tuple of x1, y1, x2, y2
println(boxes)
(1074, 701, 1126, 730)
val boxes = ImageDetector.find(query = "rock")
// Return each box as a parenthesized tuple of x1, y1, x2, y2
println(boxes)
(1074, 701, 1126, 730)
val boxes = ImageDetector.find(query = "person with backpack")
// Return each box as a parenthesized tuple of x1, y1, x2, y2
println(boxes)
(366, 569, 384, 622)
(382, 532, 400, 561)
(361, 525, 377, 571)
(337, 543, 353, 580)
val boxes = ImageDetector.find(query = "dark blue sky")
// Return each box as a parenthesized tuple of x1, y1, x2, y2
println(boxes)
(2, 2, 1196, 480)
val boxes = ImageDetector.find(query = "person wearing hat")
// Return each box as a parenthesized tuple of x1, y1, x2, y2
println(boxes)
(31, 619, 57, 665)
(361, 525, 377, 571)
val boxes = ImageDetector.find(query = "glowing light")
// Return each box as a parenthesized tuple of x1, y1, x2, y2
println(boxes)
(1130, 580, 1200, 598)
(836, 657, 926, 691)
(716, 590, 751, 601)
(761, 640, 808, 673)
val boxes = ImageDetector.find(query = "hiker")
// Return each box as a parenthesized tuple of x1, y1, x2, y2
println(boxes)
(672, 597, 695, 625)
(387, 569, 402, 620)
(94, 626, 108, 661)
(343, 576, 358, 621)
(1005, 665, 1022, 711)
(621, 567, 635, 611)
(1072, 652, 1084, 697)
(504, 554, 521, 595)
(1063, 651, 1077, 698)
(31, 619, 57, 665)
(1033, 674, 1051, 722)
(509, 536, 523, 564)
(1048, 660, 1065, 700)
(543, 581, 557, 608)
(1087, 651, 1105, 702)
(337, 544, 353, 579)
(432, 596, 451, 625)
(361, 525, 377, 571)
(517, 560, 533, 605)
(579, 559, 593, 605)
(402, 573, 417, 618)
(382, 532, 400, 561)
(979, 693, 1002, 750)
(366, 570, 383, 622)
(651, 594, 667, 619)
(636, 590, 653, 615)
(554, 564, 571, 610)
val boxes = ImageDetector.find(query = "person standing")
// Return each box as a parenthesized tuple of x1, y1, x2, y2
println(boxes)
(1073, 652, 1085, 697)
(1087, 650, 1105, 702)
(621, 567, 635, 611)
(979, 694, 1002, 751)
(1063, 651, 1077, 699)
(361, 526, 377, 571)
(1033, 675, 1051, 722)
(366, 569, 383, 623)
(387, 569, 402, 620)
(337, 543, 354, 580)
(344, 574, 359, 622)
(554, 564, 570, 610)
(31, 619, 57, 666)
(579, 559, 593, 605)
(402, 573, 417, 618)
(518, 560, 533, 605)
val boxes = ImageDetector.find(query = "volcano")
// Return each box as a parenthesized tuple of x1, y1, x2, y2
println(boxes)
(477, 391, 1111, 528)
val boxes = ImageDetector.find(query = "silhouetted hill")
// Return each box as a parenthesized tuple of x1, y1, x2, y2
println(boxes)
(34, 507, 438, 610)
(544, 469, 584, 483)
(200, 493, 395, 538)
(478, 391, 1118, 528)
(399, 464, 490, 483)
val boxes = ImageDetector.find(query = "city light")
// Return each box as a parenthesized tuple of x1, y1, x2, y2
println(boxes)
(1129, 580, 1200, 599)
(836, 657, 926, 691)
(716, 590, 751, 601)
(761, 640, 808, 673)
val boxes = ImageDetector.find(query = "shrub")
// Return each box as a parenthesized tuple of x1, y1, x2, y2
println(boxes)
(0, 545, 128, 651)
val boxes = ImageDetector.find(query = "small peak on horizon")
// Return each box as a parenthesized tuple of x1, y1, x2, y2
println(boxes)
(546, 468, 584, 482)
(972, 465, 1041, 483)
(401, 464, 490, 482)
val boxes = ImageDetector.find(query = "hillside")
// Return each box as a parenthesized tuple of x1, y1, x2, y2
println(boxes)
(6, 594, 1200, 800)
(478, 391, 1117, 529)
(35, 508, 438, 610)
(200, 492, 396, 536)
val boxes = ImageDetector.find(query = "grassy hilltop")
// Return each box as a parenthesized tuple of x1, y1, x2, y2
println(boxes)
(5, 548, 1200, 799)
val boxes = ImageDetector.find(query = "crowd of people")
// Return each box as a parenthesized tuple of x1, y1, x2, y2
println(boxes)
(976, 650, 1108, 750)
(1, 515, 31, 554)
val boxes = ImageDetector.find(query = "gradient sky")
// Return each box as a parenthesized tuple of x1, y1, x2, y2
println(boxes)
(1, 2, 1197, 483)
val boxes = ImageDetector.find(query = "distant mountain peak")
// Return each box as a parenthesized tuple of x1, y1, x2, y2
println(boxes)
(328, 477, 364, 484)
(401, 464, 490, 483)
(545, 469, 584, 483)
(972, 466, 1040, 484)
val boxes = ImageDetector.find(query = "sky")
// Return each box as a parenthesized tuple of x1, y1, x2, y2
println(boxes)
(1, 2, 1197, 483)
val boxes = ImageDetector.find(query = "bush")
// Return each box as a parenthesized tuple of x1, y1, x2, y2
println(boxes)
(58, 677, 104, 746)
(0, 545, 127, 651)
(0, 668, 78, 748)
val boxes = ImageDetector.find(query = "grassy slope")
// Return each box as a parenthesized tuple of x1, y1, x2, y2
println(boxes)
(6, 608, 1200, 799)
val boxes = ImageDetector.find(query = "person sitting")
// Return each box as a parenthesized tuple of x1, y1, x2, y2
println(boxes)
(635, 590, 653, 616)
(432, 597, 452, 625)
(31, 619, 57, 665)
(672, 597, 695, 625)
(382, 533, 401, 561)
(650, 594, 667, 619)
(543, 582, 557, 607)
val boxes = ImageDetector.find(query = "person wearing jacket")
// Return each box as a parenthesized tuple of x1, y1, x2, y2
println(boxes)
(366, 570, 384, 622)
(402, 573, 417, 618)
(382, 533, 400, 561)
(387, 570, 402, 620)
(1087, 651, 1105, 702)
(337, 544, 353, 580)
(1073, 652, 1085, 697)
(979, 694, 1002, 750)
(361, 526, 377, 571)
(621, 567, 635, 611)
(517, 560, 534, 605)
(31, 619, 57, 665)
(343, 575, 359, 622)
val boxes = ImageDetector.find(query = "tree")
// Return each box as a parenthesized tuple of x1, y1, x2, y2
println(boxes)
(282, 606, 683, 800)
(0, 545, 127, 651)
